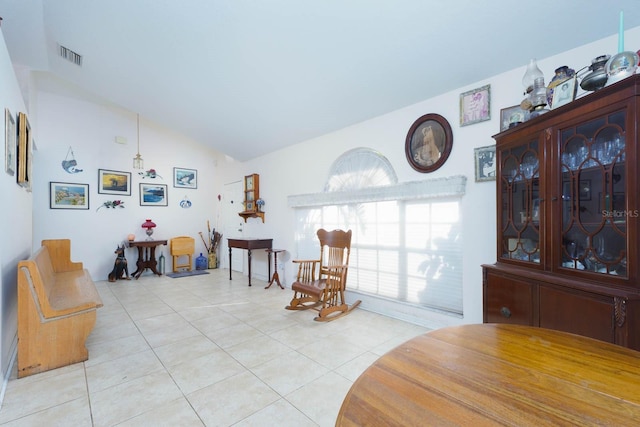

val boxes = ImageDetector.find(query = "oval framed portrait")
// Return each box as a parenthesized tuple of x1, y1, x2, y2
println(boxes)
(405, 113, 453, 173)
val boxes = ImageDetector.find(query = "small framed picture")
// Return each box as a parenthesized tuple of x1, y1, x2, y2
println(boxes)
(16, 112, 31, 188)
(5, 108, 16, 176)
(460, 85, 490, 127)
(173, 167, 197, 189)
(50, 182, 90, 210)
(552, 77, 577, 109)
(474, 145, 496, 182)
(140, 183, 168, 206)
(98, 169, 131, 195)
(499, 105, 528, 132)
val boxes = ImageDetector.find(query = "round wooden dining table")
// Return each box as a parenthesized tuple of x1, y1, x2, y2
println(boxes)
(336, 323, 640, 426)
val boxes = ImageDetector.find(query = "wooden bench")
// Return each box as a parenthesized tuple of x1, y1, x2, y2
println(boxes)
(17, 239, 103, 378)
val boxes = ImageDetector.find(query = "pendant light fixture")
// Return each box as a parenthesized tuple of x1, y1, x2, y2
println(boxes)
(133, 114, 144, 169)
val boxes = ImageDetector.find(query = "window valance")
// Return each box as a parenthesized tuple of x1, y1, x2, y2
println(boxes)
(288, 175, 467, 208)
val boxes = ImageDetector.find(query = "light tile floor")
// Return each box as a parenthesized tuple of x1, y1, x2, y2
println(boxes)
(0, 269, 429, 426)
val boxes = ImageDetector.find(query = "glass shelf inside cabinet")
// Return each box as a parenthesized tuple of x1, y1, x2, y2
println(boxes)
(559, 110, 627, 277)
(500, 140, 541, 263)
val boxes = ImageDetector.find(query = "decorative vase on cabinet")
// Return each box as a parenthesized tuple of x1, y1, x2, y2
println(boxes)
(483, 74, 640, 350)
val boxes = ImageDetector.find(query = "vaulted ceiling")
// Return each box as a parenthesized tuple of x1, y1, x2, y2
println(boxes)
(1, 1, 639, 161)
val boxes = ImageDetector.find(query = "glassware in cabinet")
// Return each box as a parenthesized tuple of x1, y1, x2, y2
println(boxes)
(499, 139, 541, 264)
(558, 110, 627, 277)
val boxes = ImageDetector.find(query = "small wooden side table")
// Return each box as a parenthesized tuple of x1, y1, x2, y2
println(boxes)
(129, 240, 168, 279)
(265, 249, 285, 289)
(227, 238, 273, 286)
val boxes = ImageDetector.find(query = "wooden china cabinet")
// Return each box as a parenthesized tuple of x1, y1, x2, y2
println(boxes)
(483, 74, 640, 350)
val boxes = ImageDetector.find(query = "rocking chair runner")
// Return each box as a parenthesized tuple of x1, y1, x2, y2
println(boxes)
(285, 229, 361, 321)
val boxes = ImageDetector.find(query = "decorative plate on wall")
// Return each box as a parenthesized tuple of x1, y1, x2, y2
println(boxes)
(405, 113, 453, 173)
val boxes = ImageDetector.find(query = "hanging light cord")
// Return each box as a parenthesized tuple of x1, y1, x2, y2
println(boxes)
(137, 114, 140, 154)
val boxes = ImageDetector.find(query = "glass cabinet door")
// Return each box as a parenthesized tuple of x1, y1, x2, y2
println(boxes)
(500, 139, 541, 263)
(559, 110, 627, 277)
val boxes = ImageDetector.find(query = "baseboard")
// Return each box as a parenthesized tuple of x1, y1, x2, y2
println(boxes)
(0, 334, 18, 410)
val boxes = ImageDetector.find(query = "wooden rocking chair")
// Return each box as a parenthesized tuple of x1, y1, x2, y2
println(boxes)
(285, 229, 361, 321)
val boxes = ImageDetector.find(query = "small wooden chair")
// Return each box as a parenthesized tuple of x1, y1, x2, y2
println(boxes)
(285, 229, 361, 321)
(170, 236, 195, 272)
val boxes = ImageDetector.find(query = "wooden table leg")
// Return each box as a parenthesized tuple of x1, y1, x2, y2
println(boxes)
(132, 247, 144, 279)
(266, 250, 284, 289)
(147, 246, 161, 276)
(247, 249, 252, 286)
(228, 247, 232, 280)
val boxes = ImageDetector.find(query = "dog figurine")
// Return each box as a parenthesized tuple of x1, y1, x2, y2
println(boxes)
(108, 244, 130, 282)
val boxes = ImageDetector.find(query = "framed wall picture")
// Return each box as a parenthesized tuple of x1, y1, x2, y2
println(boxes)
(405, 113, 453, 173)
(140, 183, 168, 206)
(499, 105, 528, 132)
(460, 84, 491, 127)
(16, 112, 31, 187)
(474, 145, 496, 182)
(5, 108, 16, 176)
(98, 169, 132, 195)
(173, 167, 197, 189)
(50, 182, 90, 210)
(552, 76, 577, 109)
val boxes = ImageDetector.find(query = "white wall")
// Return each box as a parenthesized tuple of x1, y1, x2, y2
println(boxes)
(0, 33, 31, 385)
(32, 92, 227, 278)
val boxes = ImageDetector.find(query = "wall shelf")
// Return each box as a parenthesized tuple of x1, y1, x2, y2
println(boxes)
(239, 211, 265, 223)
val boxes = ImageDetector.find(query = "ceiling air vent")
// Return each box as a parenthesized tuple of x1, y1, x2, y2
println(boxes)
(58, 44, 82, 66)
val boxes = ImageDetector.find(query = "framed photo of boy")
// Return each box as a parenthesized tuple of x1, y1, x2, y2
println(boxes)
(140, 183, 168, 206)
(98, 169, 131, 195)
(460, 85, 490, 127)
(50, 182, 90, 209)
(552, 77, 577, 109)
(173, 167, 197, 189)
(474, 145, 496, 182)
